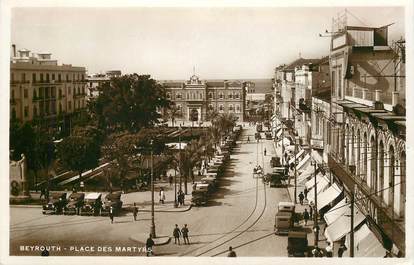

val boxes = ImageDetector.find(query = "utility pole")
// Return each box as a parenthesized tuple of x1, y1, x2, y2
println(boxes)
(313, 160, 319, 248)
(150, 139, 156, 238)
(350, 187, 355, 257)
(294, 136, 298, 204)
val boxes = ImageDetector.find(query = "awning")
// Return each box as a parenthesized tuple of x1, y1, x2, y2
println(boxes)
(317, 183, 342, 211)
(324, 206, 365, 243)
(311, 149, 323, 164)
(296, 153, 311, 172)
(297, 165, 315, 184)
(345, 224, 386, 257)
(324, 198, 348, 225)
(289, 149, 305, 165)
(304, 173, 324, 190)
(307, 175, 330, 204)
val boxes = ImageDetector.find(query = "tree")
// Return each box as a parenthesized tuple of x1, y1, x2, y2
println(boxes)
(57, 136, 100, 185)
(91, 74, 171, 133)
(167, 104, 181, 127)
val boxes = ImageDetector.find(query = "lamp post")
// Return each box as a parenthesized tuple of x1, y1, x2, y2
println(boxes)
(150, 139, 156, 238)
(311, 159, 319, 248)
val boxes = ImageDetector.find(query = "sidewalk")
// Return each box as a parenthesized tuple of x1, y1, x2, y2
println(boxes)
(272, 139, 329, 254)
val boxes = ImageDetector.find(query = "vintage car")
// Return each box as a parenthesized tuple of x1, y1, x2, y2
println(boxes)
(80, 192, 103, 216)
(191, 189, 208, 206)
(101, 191, 123, 216)
(287, 231, 308, 257)
(63, 192, 85, 215)
(42, 192, 67, 215)
(274, 202, 295, 235)
(266, 172, 285, 188)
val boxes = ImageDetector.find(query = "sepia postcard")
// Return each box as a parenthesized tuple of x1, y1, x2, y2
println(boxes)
(1, 0, 412, 264)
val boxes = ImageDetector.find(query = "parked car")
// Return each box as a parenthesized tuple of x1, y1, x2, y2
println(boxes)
(63, 192, 85, 215)
(270, 157, 281, 167)
(80, 192, 103, 216)
(42, 192, 67, 215)
(101, 191, 123, 216)
(191, 190, 208, 206)
(274, 202, 295, 235)
(287, 231, 308, 257)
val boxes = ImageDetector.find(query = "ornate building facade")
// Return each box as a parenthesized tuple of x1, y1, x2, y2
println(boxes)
(161, 75, 245, 123)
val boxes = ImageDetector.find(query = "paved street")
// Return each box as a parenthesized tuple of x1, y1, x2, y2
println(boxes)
(10, 126, 292, 257)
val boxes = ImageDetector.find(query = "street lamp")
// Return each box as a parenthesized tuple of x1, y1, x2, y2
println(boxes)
(150, 139, 156, 238)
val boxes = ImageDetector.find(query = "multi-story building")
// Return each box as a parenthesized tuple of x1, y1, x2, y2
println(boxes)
(86, 71, 121, 100)
(161, 74, 245, 123)
(10, 45, 87, 129)
(326, 23, 406, 255)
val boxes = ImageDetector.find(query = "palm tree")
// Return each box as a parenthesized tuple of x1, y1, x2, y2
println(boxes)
(168, 104, 181, 127)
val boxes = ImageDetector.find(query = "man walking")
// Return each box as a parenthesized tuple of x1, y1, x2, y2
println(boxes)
(159, 188, 165, 204)
(133, 203, 138, 221)
(109, 206, 114, 224)
(227, 246, 237, 257)
(173, 224, 181, 245)
(298, 192, 304, 205)
(303, 208, 310, 225)
(146, 234, 155, 256)
(181, 224, 190, 245)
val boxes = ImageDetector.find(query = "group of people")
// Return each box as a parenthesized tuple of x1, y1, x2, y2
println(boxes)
(310, 242, 347, 257)
(177, 190, 185, 206)
(173, 224, 190, 245)
(298, 189, 308, 205)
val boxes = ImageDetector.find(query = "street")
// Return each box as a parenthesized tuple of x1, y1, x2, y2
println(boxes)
(10, 126, 291, 257)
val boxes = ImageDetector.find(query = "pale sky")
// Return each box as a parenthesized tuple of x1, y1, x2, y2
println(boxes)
(11, 7, 405, 80)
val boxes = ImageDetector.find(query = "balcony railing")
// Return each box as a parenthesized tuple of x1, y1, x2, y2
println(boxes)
(346, 87, 403, 106)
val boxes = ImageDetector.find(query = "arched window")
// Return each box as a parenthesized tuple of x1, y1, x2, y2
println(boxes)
(363, 132, 367, 183)
(370, 136, 377, 191)
(400, 151, 406, 217)
(219, 92, 224, 100)
(219, 104, 224, 112)
(208, 92, 213, 99)
(236, 104, 240, 113)
(388, 145, 395, 208)
(229, 104, 233, 112)
(378, 141, 385, 199)
(356, 129, 361, 176)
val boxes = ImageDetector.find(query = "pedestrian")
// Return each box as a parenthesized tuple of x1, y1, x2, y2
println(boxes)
(173, 224, 181, 245)
(109, 206, 114, 224)
(247, 136, 250, 143)
(169, 175, 173, 187)
(181, 192, 185, 206)
(325, 242, 333, 257)
(181, 224, 190, 245)
(338, 242, 347, 257)
(159, 188, 165, 204)
(177, 191, 182, 206)
(146, 234, 155, 256)
(264, 148, 267, 156)
(304, 188, 308, 200)
(40, 186, 46, 200)
(309, 205, 313, 219)
(227, 246, 237, 257)
(298, 192, 304, 205)
(133, 203, 138, 221)
(303, 208, 310, 225)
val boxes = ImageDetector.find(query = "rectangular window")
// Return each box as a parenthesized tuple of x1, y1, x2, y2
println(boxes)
(66, 74, 69, 81)
(46, 73, 50, 81)
(32, 73, 36, 83)
(21, 73, 26, 82)
(24, 89, 28, 98)
(24, 106, 29, 117)
(68, 101, 72, 110)
(40, 73, 44, 82)
(58, 74, 61, 82)
(11, 73, 14, 82)
(52, 73, 55, 80)
(331, 71, 336, 97)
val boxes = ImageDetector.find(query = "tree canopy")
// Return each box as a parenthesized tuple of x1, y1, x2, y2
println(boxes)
(90, 74, 171, 133)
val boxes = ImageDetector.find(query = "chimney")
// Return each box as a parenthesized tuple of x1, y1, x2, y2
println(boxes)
(12, 44, 16, 57)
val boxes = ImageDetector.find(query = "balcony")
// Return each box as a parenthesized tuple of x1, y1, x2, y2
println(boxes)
(328, 154, 405, 253)
(345, 87, 403, 108)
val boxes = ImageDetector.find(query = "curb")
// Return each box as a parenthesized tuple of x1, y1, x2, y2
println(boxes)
(136, 204, 192, 213)
(10, 204, 42, 208)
